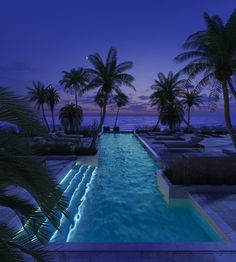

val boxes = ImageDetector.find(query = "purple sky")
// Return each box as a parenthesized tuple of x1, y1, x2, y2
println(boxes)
(0, 0, 236, 116)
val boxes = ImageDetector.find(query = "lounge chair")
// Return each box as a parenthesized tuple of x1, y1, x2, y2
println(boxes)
(164, 136, 204, 150)
(103, 126, 110, 132)
(113, 126, 120, 132)
(222, 149, 236, 157)
(148, 129, 171, 136)
(154, 133, 184, 141)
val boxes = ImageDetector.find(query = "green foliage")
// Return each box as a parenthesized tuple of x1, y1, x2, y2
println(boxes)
(149, 72, 187, 130)
(175, 9, 236, 146)
(59, 104, 83, 133)
(84, 47, 135, 148)
(79, 121, 98, 137)
(32, 143, 72, 155)
(159, 100, 184, 131)
(0, 88, 68, 261)
(164, 156, 236, 185)
(0, 87, 46, 136)
(60, 68, 90, 106)
(74, 146, 97, 155)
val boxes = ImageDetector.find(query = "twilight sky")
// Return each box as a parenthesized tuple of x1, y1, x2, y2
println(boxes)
(0, 0, 236, 115)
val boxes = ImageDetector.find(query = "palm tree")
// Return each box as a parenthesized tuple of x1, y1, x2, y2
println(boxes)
(113, 92, 128, 128)
(175, 10, 236, 147)
(46, 85, 60, 132)
(0, 87, 68, 261)
(84, 47, 135, 148)
(94, 90, 107, 117)
(60, 68, 90, 107)
(59, 104, 83, 133)
(159, 100, 185, 132)
(27, 81, 50, 131)
(149, 72, 186, 129)
(180, 86, 203, 131)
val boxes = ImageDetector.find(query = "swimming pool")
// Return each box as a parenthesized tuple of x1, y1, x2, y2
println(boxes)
(50, 133, 222, 242)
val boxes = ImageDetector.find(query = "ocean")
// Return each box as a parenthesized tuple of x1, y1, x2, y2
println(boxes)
(48, 113, 236, 131)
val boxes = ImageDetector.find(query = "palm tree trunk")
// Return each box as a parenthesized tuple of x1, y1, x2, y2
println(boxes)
(186, 107, 191, 131)
(114, 107, 120, 128)
(222, 81, 236, 148)
(51, 108, 55, 133)
(75, 88, 78, 107)
(41, 104, 50, 132)
(90, 104, 107, 149)
(228, 79, 236, 100)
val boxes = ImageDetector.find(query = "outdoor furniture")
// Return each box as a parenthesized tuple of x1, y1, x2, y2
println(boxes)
(103, 126, 110, 132)
(154, 133, 184, 141)
(222, 149, 236, 157)
(113, 126, 120, 132)
(164, 136, 204, 150)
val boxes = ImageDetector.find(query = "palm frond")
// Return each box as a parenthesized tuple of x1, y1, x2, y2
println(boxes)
(0, 87, 45, 135)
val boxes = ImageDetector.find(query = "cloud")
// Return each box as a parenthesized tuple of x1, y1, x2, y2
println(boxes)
(138, 95, 149, 101)
(0, 62, 36, 73)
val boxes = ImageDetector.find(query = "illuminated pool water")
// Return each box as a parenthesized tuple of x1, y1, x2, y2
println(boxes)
(50, 133, 222, 242)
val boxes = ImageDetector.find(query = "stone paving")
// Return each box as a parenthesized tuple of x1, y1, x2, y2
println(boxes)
(138, 133, 235, 166)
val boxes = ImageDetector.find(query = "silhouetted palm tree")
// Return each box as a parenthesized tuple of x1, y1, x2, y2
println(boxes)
(94, 90, 107, 117)
(60, 68, 90, 107)
(27, 81, 50, 131)
(159, 100, 184, 132)
(0, 87, 68, 261)
(46, 85, 60, 132)
(175, 10, 236, 147)
(84, 47, 135, 148)
(113, 92, 128, 128)
(180, 86, 203, 131)
(149, 72, 186, 129)
(59, 104, 83, 133)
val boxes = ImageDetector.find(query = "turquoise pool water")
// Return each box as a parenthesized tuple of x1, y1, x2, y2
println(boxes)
(50, 133, 221, 242)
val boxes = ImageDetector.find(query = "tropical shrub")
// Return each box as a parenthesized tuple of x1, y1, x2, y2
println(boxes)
(0, 87, 68, 261)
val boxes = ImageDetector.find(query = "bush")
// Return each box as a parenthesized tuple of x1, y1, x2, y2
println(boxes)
(74, 146, 97, 155)
(135, 125, 160, 133)
(32, 143, 72, 155)
(32, 143, 97, 156)
(164, 156, 236, 185)
(79, 121, 98, 137)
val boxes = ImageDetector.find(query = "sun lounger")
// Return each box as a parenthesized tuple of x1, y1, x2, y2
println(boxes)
(154, 133, 184, 141)
(148, 131, 171, 136)
(222, 149, 236, 156)
(103, 126, 110, 132)
(164, 136, 204, 150)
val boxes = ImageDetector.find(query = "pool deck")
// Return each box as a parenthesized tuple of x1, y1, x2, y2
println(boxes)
(137, 133, 235, 166)
(126, 132, 236, 261)
(4, 134, 236, 261)
(41, 133, 236, 261)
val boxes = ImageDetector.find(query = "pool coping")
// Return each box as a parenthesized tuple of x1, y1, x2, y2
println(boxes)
(44, 132, 236, 254)
(135, 133, 236, 244)
(45, 242, 236, 252)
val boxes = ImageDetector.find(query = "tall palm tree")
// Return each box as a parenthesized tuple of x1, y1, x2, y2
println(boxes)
(159, 100, 185, 132)
(84, 47, 135, 148)
(27, 81, 50, 131)
(175, 10, 236, 147)
(113, 92, 128, 128)
(59, 104, 83, 133)
(0, 87, 68, 261)
(46, 85, 60, 132)
(60, 68, 90, 107)
(180, 86, 203, 131)
(149, 72, 186, 129)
